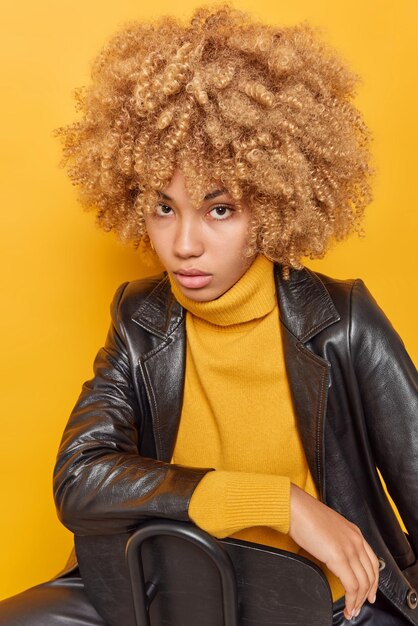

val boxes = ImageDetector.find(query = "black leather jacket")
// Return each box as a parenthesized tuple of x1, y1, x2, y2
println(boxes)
(53, 265, 418, 624)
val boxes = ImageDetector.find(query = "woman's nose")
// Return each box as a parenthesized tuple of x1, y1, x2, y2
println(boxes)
(173, 217, 204, 258)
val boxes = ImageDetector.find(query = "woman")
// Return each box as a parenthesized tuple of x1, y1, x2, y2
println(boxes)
(1, 5, 417, 625)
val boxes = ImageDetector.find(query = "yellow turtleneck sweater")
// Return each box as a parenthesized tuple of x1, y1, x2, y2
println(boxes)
(170, 255, 344, 601)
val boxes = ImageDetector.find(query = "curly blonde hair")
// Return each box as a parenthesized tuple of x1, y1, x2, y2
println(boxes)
(55, 3, 372, 269)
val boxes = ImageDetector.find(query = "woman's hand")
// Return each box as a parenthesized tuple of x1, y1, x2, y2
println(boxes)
(289, 484, 379, 621)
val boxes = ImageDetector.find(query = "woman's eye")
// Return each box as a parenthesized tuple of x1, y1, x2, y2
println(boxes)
(208, 205, 233, 220)
(155, 203, 173, 217)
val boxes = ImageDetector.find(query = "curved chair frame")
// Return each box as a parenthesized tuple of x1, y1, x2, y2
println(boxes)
(125, 519, 333, 626)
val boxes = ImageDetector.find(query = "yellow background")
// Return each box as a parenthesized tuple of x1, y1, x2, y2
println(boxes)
(1, 0, 417, 600)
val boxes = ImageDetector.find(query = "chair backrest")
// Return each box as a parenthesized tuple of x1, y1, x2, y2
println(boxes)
(125, 519, 333, 626)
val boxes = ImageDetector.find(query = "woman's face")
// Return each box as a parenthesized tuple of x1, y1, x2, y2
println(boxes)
(144, 169, 256, 302)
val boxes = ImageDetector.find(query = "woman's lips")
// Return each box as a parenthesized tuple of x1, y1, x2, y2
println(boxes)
(174, 271, 213, 289)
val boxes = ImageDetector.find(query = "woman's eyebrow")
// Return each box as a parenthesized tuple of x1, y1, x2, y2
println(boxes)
(204, 189, 227, 201)
(158, 189, 227, 202)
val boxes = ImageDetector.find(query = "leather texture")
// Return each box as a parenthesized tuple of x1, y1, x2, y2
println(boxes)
(0, 575, 107, 625)
(0, 573, 406, 625)
(52, 265, 418, 625)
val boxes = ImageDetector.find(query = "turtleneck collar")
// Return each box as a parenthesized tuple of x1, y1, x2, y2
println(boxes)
(169, 255, 276, 326)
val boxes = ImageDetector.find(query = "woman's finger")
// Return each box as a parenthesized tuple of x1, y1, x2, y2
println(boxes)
(362, 539, 380, 603)
(339, 554, 370, 620)
(341, 539, 379, 619)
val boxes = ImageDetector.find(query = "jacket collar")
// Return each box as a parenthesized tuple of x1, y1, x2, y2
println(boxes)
(131, 274, 185, 339)
(132, 265, 340, 343)
(274, 265, 340, 342)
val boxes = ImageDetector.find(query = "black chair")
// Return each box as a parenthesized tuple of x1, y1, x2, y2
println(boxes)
(124, 519, 333, 626)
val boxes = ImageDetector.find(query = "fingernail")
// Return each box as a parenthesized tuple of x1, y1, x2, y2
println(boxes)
(370, 593, 376, 603)
(354, 608, 361, 618)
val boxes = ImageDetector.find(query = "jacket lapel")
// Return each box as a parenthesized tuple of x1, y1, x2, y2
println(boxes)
(275, 266, 340, 498)
(131, 276, 186, 462)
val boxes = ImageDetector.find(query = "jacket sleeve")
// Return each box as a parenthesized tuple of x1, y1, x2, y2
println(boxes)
(350, 279, 418, 553)
(53, 282, 211, 536)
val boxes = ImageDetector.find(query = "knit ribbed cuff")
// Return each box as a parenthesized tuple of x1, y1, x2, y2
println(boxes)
(189, 470, 290, 538)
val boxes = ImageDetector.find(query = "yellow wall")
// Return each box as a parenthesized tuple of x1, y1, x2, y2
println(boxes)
(1, 0, 416, 600)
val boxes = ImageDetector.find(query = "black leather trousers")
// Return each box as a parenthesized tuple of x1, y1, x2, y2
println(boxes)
(0, 570, 411, 626)
(0, 573, 106, 626)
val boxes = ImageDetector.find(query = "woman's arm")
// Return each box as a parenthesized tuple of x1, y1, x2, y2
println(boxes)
(350, 280, 418, 552)
(53, 282, 211, 536)
(289, 483, 379, 621)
